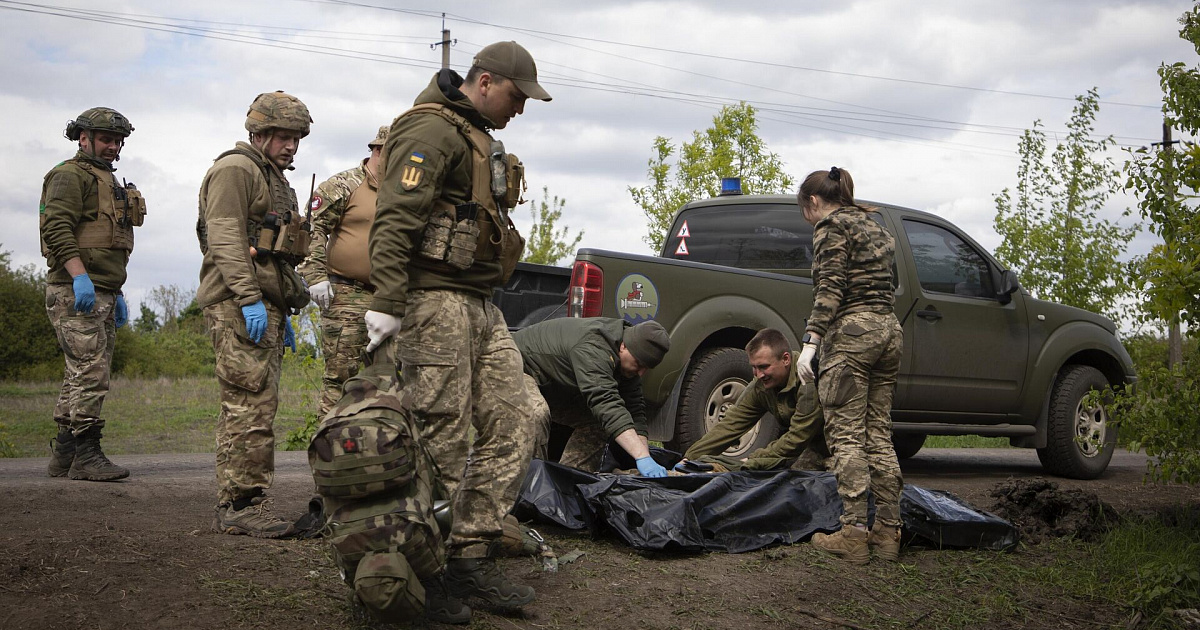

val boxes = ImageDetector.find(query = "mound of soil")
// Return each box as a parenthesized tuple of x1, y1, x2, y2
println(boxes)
(989, 477, 1119, 543)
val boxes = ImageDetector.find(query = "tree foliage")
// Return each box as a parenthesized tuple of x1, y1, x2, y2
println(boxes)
(0, 248, 60, 379)
(993, 89, 1138, 323)
(521, 187, 584, 266)
(629, 102, 794, 253)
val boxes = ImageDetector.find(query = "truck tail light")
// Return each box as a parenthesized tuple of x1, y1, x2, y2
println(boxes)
(568, 260, 603, 317)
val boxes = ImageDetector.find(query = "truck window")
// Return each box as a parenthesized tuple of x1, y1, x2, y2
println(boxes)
(902, 220, 995, 298)
(664, 204, 813, 270)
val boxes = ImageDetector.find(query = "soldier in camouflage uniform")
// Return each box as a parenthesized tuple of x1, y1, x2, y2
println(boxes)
(364, 41, 551, 620)
(679, 328, 826, 472)
(40, 107, 144, 482)
(298, 125, 389, 417)
(797, 167, 904, 565)
(514, 317, 670, 476)
(197, 91, 313, 538)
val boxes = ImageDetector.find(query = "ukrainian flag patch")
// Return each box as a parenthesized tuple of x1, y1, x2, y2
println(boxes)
(409, 152, 425, 164)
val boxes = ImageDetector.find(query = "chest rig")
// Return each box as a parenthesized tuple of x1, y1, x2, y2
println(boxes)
(201, 146, 310, 267)
(40, 159, 145, 256)
(384, 103, 526, 281)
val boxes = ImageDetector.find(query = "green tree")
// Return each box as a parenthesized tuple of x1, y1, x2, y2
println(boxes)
(1114, 4, 1200, 485)
(993, 89, 1138, 324)
(133, 303, 159, 333)
(0, 248, 60, 380)
(521, 186, 584, 266)
(629, 102, 794, 253)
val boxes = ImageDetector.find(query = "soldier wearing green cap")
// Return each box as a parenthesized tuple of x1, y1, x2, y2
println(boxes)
(364, 40, 551, 623)
(40, 106, 144, 482)
(298, 125, 389, 417)
(197, 91, 313, 538)
(515, 318, 671, 476)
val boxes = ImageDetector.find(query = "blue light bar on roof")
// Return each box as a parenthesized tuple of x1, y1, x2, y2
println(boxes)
(719, 177, 742, 196)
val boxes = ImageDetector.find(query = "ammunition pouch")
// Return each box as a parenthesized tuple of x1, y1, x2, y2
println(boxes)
(279, 264, 310, 313)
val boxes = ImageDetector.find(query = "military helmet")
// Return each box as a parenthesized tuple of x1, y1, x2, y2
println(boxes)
(245, 91, 312, 138)
(368, 125, 389, 149)
(65, 107, 133, 141)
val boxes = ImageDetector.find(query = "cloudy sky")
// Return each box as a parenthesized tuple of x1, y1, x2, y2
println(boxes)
(0, 0, 1194, 314)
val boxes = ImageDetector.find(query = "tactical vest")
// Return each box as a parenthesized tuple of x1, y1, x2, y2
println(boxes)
(381, 103, 526, 282)
(308, 352, 444, 623)
(40, 159, 145, 257)
(198, 146, 310, 266)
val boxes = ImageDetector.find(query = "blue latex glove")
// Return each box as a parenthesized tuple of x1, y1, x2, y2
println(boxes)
(114, 294, 128, 328)
(72, 273, 95, 313)
(241, 300, 268, 343)
(284, 317, 297, 353)
(673, 460, 689, 472)
(636, 456, 668, 478)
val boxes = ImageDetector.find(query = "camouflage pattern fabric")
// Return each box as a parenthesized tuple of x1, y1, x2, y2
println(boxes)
(317, 282, 373, 417)
(45, 284, 116, 435)
(203, 297, 286, 505)
(818, 311, 904, 528)
(395, 289, 538, 559)
(525, 373, 552, 461)
(296, 163, 367, 287)
(537, 390, 610, 472)
(806, 206, 896, 338)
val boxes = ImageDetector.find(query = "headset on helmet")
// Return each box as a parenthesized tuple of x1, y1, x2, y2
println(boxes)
(65, 107, 133, 141)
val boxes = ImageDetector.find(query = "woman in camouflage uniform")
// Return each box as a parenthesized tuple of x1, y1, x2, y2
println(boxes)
(796, 167, 904, 565)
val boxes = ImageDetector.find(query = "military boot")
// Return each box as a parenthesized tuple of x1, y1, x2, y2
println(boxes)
(444, 557, 536, 609)
(47, 428, 76, 477)
(68, 428, 129, 481)
(869, 523, 902, 562)
(811, 524, 869, 565)
(213, 495, 293, 539)
(422, 574, 472, 625)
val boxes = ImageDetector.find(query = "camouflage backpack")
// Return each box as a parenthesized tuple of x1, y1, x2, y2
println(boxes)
(308, 348, 444, 622)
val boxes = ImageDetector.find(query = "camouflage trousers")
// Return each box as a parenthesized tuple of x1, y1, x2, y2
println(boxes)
(317, 282, 372, 417)
(396, 290, 539, 559)
(817, 311, 904, 528)
(204, 298, 286, 506)
(45, 284, 116, 435)
(526, 379, 609, 472)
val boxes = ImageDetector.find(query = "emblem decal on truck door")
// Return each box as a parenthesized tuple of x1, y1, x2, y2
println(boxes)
(616, 273, 659, 323)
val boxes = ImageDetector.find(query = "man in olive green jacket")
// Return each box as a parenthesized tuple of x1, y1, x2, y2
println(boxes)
(364, 41, 551, 620)
(680, 327, 826, 472)
(40, 107, 143, 482)
(515, 318, 671, 476)
(197, 91, 312, 539)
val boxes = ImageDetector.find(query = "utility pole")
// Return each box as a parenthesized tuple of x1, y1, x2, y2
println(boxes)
(1164, 120, 1184, 369)
(431, 13, 455, 70)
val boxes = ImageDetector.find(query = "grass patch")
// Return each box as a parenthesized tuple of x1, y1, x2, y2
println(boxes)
(925, 435, 1012, 448)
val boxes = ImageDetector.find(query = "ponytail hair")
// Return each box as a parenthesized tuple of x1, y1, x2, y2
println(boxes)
(798, 166, 855, 210)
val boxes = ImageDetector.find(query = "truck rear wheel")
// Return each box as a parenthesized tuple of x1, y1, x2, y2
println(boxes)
(666, 347, 781, 459)
(1036, 365, 1117, 479)
(891, 433, 926, 460)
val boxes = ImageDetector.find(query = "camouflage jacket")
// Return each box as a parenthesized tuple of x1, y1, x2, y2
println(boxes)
(513, 317, 648, 439)
(806, 205, 896, 338)
(298, 160, 372, 286)
(39, 151, 131, 291)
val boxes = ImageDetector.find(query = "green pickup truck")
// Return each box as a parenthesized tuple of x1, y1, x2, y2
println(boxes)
(503, 192, 1136, 479)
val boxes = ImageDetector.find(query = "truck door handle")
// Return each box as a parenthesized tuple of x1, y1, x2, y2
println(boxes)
(916, 308, 942, 321)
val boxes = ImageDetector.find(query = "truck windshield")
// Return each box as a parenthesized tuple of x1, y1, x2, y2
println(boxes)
(664, 204, 813, 270)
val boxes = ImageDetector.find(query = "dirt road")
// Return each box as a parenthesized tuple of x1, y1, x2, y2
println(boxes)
(1, 448, 1195, 629)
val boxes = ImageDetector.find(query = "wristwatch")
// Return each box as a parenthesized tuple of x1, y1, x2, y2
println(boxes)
(801, 332, 819, 346)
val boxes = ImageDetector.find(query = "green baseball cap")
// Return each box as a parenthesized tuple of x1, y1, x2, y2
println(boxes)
(472, 41, 552, 102)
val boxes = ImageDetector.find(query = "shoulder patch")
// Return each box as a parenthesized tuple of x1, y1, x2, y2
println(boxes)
(310, 195, 323, 211)
(399, 165, 423, 191)
(409, 152, 425, 164)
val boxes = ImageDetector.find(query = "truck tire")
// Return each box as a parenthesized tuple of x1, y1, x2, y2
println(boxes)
(891, 433, 926, 460)
(666, 347, 781, 459)
(1036, 365, 1117, 480)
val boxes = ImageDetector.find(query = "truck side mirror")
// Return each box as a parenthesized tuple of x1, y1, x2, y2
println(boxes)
(997, 269, 1020, 305)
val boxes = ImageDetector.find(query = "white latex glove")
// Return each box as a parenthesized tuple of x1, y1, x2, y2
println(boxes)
(364, 310, 403, 352)
(308, 280, 333, 310)
(797, 344, 818, 385)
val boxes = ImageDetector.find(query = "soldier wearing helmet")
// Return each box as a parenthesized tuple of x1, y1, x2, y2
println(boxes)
(196, 91, 313, 538)
(40, 106, 145, 483)
(364, 41, 551, 623)
(297, 125, 389, 417)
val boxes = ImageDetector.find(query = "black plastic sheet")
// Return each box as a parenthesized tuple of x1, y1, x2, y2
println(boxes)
(514, 460, 1019, 553)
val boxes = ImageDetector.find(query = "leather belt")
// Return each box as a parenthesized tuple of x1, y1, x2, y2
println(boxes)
(328, 273, 376, 293)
